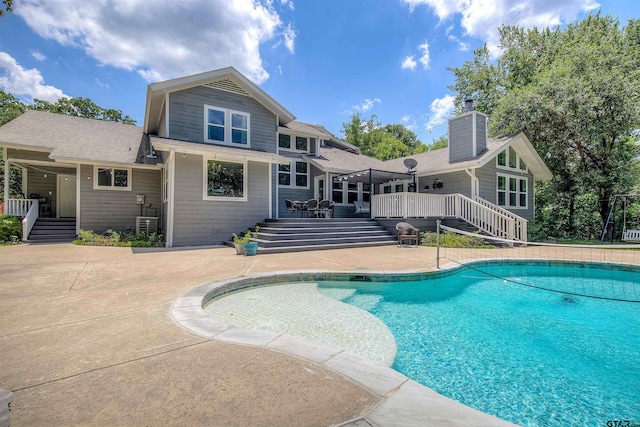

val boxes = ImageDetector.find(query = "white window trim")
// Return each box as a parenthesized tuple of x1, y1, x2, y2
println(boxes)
(204, 104, 251, 148)
(331, 180, 370, 206)
(202, 157, 248, 202)
(278, 159, 310, 189)
(93, 166, 132, 191)
(381, 180, 410, 194)
(496, 147, 527, 173)
(496, 172, 528, 210)
(278, 133, 310, 154)
(162, 167, 169, 203)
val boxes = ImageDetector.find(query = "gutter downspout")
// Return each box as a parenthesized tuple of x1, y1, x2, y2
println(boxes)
(464, 168, 479, 199)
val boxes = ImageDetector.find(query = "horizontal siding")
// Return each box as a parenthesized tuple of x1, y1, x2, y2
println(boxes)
(475, 114, 486, 154)
(418, 171, 471, 197)
(172, 153, 270, 246)
(79, 165, 162, 233)
(448, 115, 473, 162)
(26, 167, 76, 218)
(476, 162, 534, 219)
(168, 86, 277, 153)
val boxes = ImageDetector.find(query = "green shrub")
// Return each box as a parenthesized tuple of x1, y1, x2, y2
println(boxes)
(420, 231, 493, 248)
(74, 229, 163, 247)
(0, 215, 22, 242)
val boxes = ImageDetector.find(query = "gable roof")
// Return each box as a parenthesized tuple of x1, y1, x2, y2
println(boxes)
(145, 66, 296, 134)
(0, 110, 159, 166)
(304, 146, 386, 173)
(281, 120, 360, 154)
(382, 133, 552, 181)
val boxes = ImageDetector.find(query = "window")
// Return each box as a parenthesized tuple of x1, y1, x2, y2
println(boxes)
(279, 134, 291, 150)
(278, 134, 310, 153)
(205, 105, 250, 147)
(204, 159, 246, 201)
(497, 173, 527, 209)
(279, 160, 308, 188)
(496, 147, 527, 172)
(295, 136, 308, 152)
(94, 166, 131, 190)
(331, 179, 370, 205)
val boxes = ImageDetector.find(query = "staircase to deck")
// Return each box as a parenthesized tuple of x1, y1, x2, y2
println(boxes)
(27, 218, 77, 243)
(228, 218, 398, 254)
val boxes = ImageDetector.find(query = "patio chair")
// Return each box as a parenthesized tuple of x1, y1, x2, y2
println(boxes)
(396, 222, 419, 247)
(285, 199, 298, 217)
(317, 199, 331, 218)
(354, 201, 370, 217)
(305, 199, 319, 218)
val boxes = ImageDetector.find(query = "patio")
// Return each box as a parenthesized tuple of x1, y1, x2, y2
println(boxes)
(0, 243, 435, 426)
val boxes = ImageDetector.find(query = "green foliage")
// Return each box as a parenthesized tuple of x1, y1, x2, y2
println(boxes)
(74, 229, 163, 247)
(420, 231, 493, 248)
(232, 226, 259, 244)
(31, 97, 136, 124)
(0, 90, 26, 126)
(0, 0, 13, 17)
(448, 13, 640, 240)
(0, 215, 21, 242)
(340, 113, 429, 160)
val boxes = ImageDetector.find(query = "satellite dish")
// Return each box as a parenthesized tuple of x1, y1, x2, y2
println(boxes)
(404, 158, 418, 171)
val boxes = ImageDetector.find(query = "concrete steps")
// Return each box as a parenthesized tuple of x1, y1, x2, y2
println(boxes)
(226, 218, 397, 253)
(28, 218, 76, 243)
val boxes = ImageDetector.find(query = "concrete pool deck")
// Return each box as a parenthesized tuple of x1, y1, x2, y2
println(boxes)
(1, 243, 638, 426)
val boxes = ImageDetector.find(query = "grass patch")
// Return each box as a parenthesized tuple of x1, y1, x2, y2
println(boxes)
(420, 231, 494, 248)
(73, 229, 164, 247)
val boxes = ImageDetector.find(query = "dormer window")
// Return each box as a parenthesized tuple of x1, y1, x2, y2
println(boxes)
(204, 105, 250, 147)
(278, 133, 310, 153)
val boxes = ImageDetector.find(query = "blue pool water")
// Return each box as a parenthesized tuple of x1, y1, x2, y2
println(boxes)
(317, 262, 640, 427)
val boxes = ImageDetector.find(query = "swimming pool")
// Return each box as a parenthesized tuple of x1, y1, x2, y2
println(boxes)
(200, 261, 640, 426)
(317, 262, 640, 427)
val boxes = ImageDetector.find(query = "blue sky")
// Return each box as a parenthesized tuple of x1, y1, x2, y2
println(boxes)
(0, 0, 636, 144)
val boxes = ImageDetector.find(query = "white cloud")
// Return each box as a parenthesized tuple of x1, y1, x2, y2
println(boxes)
(30, 50, 46, 61)
(278, 65, 283, 75)
(353, 98, 381, 112)
(15, 0, 293, 84)
(426, 94, 455, 131)
(280, 0, 294, 10)
(283, 22, 296, 53)
(94, 78, 110, 89)
(448, 34, 469, 51)
(0, 52, 66, 102)
(400, 114, 412, 123)
(401, 55, 417, 70)
(418, 42, 430, 70)
(404, 0, 600, 55)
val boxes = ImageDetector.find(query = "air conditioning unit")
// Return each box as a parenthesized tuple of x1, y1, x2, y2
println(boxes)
(136, 216, 159, 234)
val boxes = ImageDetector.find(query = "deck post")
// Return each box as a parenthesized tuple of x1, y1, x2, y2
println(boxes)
(436, 219, 441, 269)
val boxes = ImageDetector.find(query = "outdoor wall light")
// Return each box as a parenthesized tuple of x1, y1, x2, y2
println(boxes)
(433, 179, 444, 189)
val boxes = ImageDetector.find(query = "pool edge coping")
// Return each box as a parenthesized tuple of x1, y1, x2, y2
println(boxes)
(170, 266, 517, 427)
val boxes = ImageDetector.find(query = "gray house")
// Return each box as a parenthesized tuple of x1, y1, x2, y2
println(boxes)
(0, 67, 551, 247)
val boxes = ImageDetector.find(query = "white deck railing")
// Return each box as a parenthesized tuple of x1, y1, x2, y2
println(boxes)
(372, 192, 527, 241)
(21, 199, 39, 241)
(6, 199, 38, 217)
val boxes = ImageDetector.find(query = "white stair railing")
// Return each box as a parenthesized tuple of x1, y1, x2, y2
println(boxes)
(21, 199, 39, 241)
(372, 193, 527, 241)
(473, 196, 528, 241)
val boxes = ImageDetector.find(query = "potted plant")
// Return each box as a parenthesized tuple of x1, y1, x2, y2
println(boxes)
(232, 226, 259, 255)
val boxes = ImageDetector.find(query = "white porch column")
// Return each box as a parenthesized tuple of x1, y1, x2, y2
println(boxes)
(166, 150, 175, 247)
(3, 149, 8, 210)
(76, 163, 81, 234)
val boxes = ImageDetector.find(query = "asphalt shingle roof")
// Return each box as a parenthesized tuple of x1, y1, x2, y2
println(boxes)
(0, 110, 154, 165)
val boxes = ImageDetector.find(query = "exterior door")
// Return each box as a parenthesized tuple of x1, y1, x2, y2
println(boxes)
(57, 175, 76, 217)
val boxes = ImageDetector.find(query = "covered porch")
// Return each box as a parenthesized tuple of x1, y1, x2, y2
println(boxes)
(333, 168, 527, 242)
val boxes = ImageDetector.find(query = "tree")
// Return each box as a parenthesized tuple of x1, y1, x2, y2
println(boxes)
(448, 13, 640, 239)
(341, 113, 428, 160)
(0, 90, 26, 126)
(32, 97, 136, 124)
(0, 0, 13, 17)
